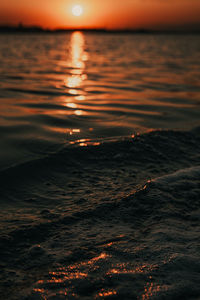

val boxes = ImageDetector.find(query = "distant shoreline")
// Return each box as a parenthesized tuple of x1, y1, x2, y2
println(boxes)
(0, 25, 200, 34)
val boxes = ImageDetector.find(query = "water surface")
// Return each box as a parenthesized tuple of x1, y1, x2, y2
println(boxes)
(0, 33, 200, 300)
(0, 32, 200, 169)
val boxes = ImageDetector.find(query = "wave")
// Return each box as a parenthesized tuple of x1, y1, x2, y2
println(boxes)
(3, 87, 74, 97)
(0, 128, 200, 186)
(0, 128, 200, 299)
(1, 165, 200, 299)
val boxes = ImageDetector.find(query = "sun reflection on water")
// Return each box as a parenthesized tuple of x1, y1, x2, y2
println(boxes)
(68, 88, 79, 95)
(65, 31, 88, 93)
(142, 282, 168, 300)
(74, 109, 83, 116)
(66, 102, 77, 108)
(69, 138, 100, 147)
(75, 95, 85, 101)
(44, 33, 89, 138)
(96, 289, 117, 298)
(107, 262, 158, 276)
(69, 128, 81, 135)
(33, 253, 109, 299)
(31, 252, 168, 300)
(63, 31, 88, 122)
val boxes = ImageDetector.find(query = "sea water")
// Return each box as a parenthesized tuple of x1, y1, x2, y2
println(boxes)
(0, 32, 200, 299)
(0, 32, 200, 170)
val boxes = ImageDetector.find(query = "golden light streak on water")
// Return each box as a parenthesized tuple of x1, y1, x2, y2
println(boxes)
(107, 263, 158, 276)
(33, 253, 110, 298)
(68, 88, 78, 95)
(65, 32, 88, 96)
(69, 139, 100, 146)
(74, 109, 83, 116)
(141, 282, 168, 300)
(97, 289, 117, 298)
(64, 31, 87, 120)
(66, 75, 83, 88)
(75, 95, 85, 101)
(66, 103, 77, 108)
(69, 128, 81, 135)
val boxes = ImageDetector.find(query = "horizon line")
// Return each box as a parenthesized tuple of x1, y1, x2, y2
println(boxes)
(0, 24, 200, 34)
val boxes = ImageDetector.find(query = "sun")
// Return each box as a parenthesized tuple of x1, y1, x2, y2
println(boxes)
(72, 5, 83, 17)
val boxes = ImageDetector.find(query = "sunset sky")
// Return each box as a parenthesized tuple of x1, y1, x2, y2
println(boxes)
(0, 0, 200, 30)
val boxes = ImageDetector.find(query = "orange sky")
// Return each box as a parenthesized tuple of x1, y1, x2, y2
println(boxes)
(0, 0, 200, 30)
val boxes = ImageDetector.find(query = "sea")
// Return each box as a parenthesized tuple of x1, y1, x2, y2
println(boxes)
(0, 32, 200, 299)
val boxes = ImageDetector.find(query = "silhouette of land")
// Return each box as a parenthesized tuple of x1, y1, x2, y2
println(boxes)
(0, 24, 200, 34)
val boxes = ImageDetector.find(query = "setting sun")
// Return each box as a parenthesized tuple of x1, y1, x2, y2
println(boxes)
(72, 5, 83, 17)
